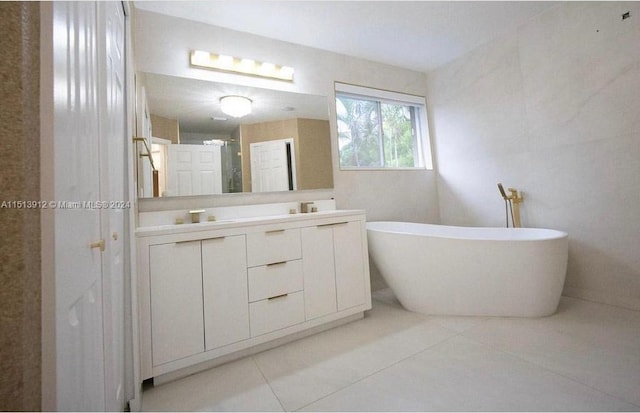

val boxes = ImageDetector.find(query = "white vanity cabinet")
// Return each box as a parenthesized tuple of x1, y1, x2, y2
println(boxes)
(247, 228, 306, 336)
(301, 225, 338, 319)
(202, 235, 250, 350)
(136, 210, 371, 380)
(301, 219, 367, 320)
(147, 235, 249, 367)
(149, 241, 204, 366)
(333, 220, 367, 310)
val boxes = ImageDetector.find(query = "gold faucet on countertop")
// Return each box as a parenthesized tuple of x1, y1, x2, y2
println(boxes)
(300, 201, 315, 213)
(497, 183, 524, 228)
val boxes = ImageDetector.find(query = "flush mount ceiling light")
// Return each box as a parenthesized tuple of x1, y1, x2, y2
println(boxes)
(220, 95, 252, 118)
(190, 50, 295, 81)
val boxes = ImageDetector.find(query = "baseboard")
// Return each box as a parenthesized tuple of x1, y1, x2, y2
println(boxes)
(563, 286, 640, 312)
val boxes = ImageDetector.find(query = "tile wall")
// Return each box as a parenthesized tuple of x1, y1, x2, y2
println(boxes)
(427, 2, 640, 310)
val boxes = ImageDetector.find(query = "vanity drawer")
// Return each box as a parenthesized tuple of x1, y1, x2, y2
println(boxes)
(247, 228, 301, 267)
(249, 291, 305, 337)
(248, 259, 303, 303)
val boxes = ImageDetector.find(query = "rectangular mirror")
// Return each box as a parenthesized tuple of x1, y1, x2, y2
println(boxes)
(135, 72, 333, 198)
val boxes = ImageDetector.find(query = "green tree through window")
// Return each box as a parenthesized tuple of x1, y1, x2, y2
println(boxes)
(336, 87, 427, 169)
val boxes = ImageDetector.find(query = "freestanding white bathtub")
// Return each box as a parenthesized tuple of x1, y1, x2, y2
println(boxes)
(367, 222, 569, 317)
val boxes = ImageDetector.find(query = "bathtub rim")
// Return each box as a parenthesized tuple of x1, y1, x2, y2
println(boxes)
(366, 221, 568, 242)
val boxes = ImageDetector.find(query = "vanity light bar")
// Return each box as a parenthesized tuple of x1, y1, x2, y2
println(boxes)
(190, 50, 295, 81)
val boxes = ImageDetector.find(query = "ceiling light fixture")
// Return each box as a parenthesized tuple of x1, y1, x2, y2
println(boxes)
(190, 50, 295, 81)
(220, 95, 252, 118)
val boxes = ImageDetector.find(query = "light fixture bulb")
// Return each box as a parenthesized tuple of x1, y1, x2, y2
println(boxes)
(190, 50, 294, 81)
(220, 96, 252, 118)
(258, 62, 276, 76)
(217, 54, 234, 69)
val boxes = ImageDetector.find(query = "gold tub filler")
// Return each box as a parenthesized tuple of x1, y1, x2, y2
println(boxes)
(497, 183, 524, 228)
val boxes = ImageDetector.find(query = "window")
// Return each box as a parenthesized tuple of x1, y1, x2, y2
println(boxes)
(335, 82, 432, 170)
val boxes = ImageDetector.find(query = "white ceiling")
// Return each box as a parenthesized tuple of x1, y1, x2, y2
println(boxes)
(134, 1, 558, 72)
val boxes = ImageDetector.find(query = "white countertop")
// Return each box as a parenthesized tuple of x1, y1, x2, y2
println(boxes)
(136, 209, 366, 237)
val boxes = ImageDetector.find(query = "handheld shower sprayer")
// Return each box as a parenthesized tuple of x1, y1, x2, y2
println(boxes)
(497, 183, 511, 227)
(497, 183, 508, 200)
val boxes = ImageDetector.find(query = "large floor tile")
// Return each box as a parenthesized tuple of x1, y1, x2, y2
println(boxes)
(462, 298, 640, 406)
(548, 297, 640, 353)
(141, 357, 283, 412)
(302, 335, 637, 412)
(140, 296, 640, 412)
(427, 314, 490, 333)
(253, 301, 457, 411)
(374, 288, 490, 333)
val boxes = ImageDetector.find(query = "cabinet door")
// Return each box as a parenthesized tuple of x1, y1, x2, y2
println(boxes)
(150, 241, 204, 366)
(334, 221, 366, 311)
(202, 235, 250, 350)
(301, 225, 337, 320)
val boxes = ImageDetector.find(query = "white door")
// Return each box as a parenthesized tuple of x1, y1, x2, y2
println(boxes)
(99, 1, 127, 410)
(53, 2, 105, 410)
(167, 144, 222, 196)
(250, 139, 295, 192)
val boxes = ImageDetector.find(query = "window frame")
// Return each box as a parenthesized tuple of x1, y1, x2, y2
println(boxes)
(334, 82, 433, 171)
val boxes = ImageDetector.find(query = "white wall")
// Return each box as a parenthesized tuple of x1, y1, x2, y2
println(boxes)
(428, 2, 640, 310)
(134, 10, 439, 225)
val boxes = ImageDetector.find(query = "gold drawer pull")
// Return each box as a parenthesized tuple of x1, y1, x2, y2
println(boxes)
(267, 261, 287, 267)
(202, 236, 225, 242)
(317, 221, 349, 228)
(175, 236, 225, 244)
(268, 293, 288, 301)
(90, 239, 105, 252)
(265, 229, 285, 234)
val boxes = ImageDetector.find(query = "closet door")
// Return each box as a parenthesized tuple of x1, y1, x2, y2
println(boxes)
(98, 1, 127, 411)
(53, 2, 105, 411)
(51, 2, 129, 410)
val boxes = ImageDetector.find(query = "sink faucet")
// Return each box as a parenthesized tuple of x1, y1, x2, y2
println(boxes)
(300, 202, 314, 213)
(188, 209, 205, 223)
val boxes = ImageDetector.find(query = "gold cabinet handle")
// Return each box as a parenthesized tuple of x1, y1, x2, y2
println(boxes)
(202, 236, 225, 242)
(317, 221, 349, 228)
(268, 293, 288, 301)
(267, 261, 287, 267)
(90, 239, 105, 252)
(265, 229, 285, 234)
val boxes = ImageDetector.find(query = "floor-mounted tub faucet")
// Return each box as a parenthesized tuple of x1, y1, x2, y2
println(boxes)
(497, 183, 524, 228)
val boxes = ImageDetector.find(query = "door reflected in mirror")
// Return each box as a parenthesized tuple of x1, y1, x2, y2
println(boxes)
(136, 73, 333, 198)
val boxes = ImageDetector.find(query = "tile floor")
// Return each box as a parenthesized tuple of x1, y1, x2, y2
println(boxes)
(141, 289, 640, 411)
